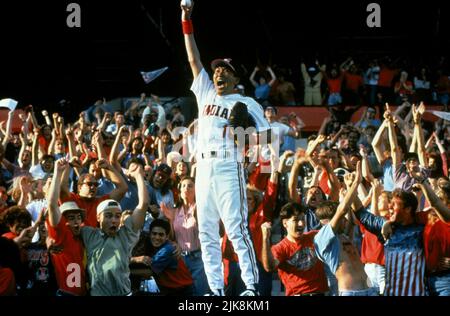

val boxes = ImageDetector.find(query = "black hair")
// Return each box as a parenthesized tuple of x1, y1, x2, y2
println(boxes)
(126, 157, 145, 169)
(41, 154, 55, 162)
(150, 218, 171, 235)
(279, 202, 305, 221)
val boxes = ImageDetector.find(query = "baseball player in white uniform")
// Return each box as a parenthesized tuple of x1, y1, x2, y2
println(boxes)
(181, 1, 271, 296)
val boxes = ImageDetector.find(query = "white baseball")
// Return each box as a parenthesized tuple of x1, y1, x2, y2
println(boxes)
(181, 0, 192, 8)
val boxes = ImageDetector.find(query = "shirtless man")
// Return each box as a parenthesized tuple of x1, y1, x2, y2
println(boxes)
(313, 162, 377, 296)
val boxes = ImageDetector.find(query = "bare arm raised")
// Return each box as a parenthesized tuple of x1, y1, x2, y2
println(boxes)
(181, 1, 203, 78)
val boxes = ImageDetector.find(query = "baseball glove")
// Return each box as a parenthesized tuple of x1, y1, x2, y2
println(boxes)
(228, 102, 256, 129)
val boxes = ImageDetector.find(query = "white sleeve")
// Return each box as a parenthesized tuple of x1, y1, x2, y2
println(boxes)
(190, 68, 215, 112)
(141, 107, 151, 124)
(156, 105, 166, 129)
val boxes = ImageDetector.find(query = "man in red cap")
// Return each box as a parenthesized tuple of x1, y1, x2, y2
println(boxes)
(180, 0, 271, 296)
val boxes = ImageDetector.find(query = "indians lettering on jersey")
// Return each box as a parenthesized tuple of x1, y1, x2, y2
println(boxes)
(191, 68, 271, 161)
(202, 104, 229, 119)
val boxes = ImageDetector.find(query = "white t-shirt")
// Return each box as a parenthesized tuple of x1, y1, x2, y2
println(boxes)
(270, 121, 291, 139)
(26, 199, 47, 243)
(191, 68, 270, 160)
(141, 104, 167, 129)
(29, 164, 47, 180)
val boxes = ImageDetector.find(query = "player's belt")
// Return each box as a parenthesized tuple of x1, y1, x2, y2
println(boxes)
(201, 150, 231, 159)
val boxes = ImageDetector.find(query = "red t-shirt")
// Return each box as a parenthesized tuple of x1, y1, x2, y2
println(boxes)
(344, 72, 364, 92)
(378, 68, 397, 87)
(46, 218, 87, 296)
(415, 211, 450, 273)
(272, 232, 329, 295)
(0, 267, 16, 296)
(319, 170, 331, 196)
(249, 181, 278, 263)
(38, 136, 51, 155)
(153, 256, 193, 290)
(327, 77, 343, 94)
(248, 158, 270, 192)
(60, 193, 110, 228)
(359, 223, 385, 265)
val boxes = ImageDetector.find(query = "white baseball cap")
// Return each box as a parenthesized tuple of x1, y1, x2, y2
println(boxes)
(96, 199, 122, 215)
(60, 201, 85, 217)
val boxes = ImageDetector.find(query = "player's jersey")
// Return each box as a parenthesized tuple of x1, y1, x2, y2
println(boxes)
(191, 68, 270, 160)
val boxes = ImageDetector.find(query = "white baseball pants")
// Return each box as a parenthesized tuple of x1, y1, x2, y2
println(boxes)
(195, 158, 259, 292)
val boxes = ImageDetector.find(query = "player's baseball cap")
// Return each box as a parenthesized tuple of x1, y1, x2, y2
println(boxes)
(60, 201, 86, 218)
(211, 58, 239, 77)
(97, 199, 122, 215)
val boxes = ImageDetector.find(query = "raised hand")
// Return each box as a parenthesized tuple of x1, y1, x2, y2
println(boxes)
(65, 124, 74, 138)
(95, 158, 111, 170)
(128, 162, 143, 178)
(418, 102, 426, 116)
(371, 180, 383, 198)
(317, 134, 326, 144)
(104, 112, 112, 122)
(55, 158, 70, 173)
(278, 150, 295, 171)
(344, 172, 355, 189)
(69, 156, 82, 169)
(384, 103, 393, 121)
(261, 222, 272, 240)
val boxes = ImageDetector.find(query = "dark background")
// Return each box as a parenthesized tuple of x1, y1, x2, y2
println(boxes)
(0, 0, 448, 112)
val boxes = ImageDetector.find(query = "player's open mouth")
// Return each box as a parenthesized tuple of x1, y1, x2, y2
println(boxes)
(217, 80, 225, 88)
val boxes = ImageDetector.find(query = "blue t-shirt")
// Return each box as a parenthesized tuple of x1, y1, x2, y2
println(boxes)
(304, 208, 321, 232)
(313, 224, 341, 274)
(383, 158, 394, 192)
(255, 84, 271, 101)
(97, 178, 116, 197)
(120, 179, 157, 211)
(151, 242, 177, 274)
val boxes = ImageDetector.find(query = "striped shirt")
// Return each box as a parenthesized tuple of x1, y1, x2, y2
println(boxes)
(383, 226, 426, 296)
(355, 208, 426, 296)
(173, 204, 201, 253)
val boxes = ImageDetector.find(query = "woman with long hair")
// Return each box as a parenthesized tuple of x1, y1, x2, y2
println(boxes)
(160, 176, 209, 295)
